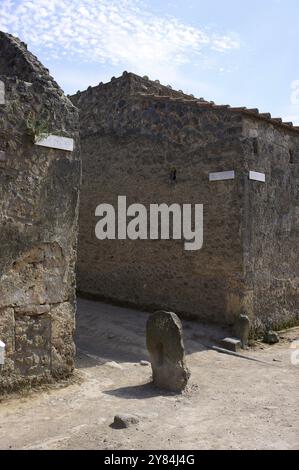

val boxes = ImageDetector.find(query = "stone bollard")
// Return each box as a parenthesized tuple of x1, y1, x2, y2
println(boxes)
(235, 314, 250, 349)
(146, 311, 190, 392)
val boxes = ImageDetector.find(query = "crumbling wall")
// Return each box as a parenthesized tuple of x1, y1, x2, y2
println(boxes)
(72, 76, 247, 324)
(0, 32, 61, 91)
(0, 33, 81, 392)
(242, 117, 299, 333)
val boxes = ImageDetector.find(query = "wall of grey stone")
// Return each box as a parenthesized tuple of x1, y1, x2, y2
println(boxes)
(73, 73, 299, 335)
(0, 32, 61, 91)
(242, 117, 299, 333)
(72, 75, 248, 325)
(0, 33, 81, 392)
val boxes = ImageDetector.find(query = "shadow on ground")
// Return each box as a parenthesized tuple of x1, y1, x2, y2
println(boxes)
(103, 382, 176, 400)
(75, 297, 231, 368)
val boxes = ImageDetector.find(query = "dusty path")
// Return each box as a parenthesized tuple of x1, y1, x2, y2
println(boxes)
(0, 298, 298, 450)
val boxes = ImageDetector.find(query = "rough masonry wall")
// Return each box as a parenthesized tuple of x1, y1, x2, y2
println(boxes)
(242, 117, 299, 333)
(72, 77, 248, 325)
(0, 33, 81, 392)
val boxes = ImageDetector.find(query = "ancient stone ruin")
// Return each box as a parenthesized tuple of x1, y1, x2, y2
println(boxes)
(71, 72, 299, 337)
(146, 311, 190, 392)
(0, 32, 81, 392)
(1, 30, 298, 395)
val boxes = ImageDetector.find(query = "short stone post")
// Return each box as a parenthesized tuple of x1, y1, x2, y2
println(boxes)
(235, 314, 250, 349)
(146, 311, 190, 392)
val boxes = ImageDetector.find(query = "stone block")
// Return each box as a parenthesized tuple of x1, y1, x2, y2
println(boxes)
(15, 304, 50, 316)
(220, 337, 241, 352)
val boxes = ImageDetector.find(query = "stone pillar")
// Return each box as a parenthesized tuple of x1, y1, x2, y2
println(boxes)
(146, 311, 190, 392)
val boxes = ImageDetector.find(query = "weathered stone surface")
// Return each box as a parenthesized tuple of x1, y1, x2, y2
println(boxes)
(263, 331, 279, 345)
(112, 414, 140, 429)
(51, 302, 76, 377)
(235, 314, 250, 348)
(0, 307, 15, 354)
(0, 243, 69, 308)
(15, 304, 50, 316)
(146, 311, 190, 392)
(14, 314, 51, 377)
(0, 32, 81, 393)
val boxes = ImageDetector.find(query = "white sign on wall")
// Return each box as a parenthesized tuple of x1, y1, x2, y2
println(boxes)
(0, 80, 5, 104)
(35, 134, 74, 152)
(209, 170, 235, 181)
(249, 171, 265, 182)
(0, 341, 5, 365)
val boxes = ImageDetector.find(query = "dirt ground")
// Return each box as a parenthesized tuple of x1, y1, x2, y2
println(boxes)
(0, 298, 298, 450)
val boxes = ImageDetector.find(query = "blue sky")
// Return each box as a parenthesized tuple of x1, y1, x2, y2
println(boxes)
(0, 0, 298, 123)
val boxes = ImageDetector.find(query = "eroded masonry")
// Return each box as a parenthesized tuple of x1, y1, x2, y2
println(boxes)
(72, 72, 299, 335)
(0, 32, 81, 392)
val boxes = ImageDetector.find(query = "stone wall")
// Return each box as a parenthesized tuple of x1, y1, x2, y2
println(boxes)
(72, 74, 247, 325)
(242, 117, 299, 333)
(0, 33, 81, 392)
(73, 72, 299, 335)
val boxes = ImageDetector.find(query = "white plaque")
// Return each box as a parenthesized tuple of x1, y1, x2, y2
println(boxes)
(0, 340, 5, 365)
(249, 171, 265, 182)
(209, 170, 235, 181)
(35, 134, 74, 152)
(0, 80, 5, 104)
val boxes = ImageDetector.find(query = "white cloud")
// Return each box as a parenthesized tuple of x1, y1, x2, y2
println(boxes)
(281, 81, 299, 126)
(0, 0, 240, 77)
(290, 80, 299, 105)
(212, 34, 240, 52)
